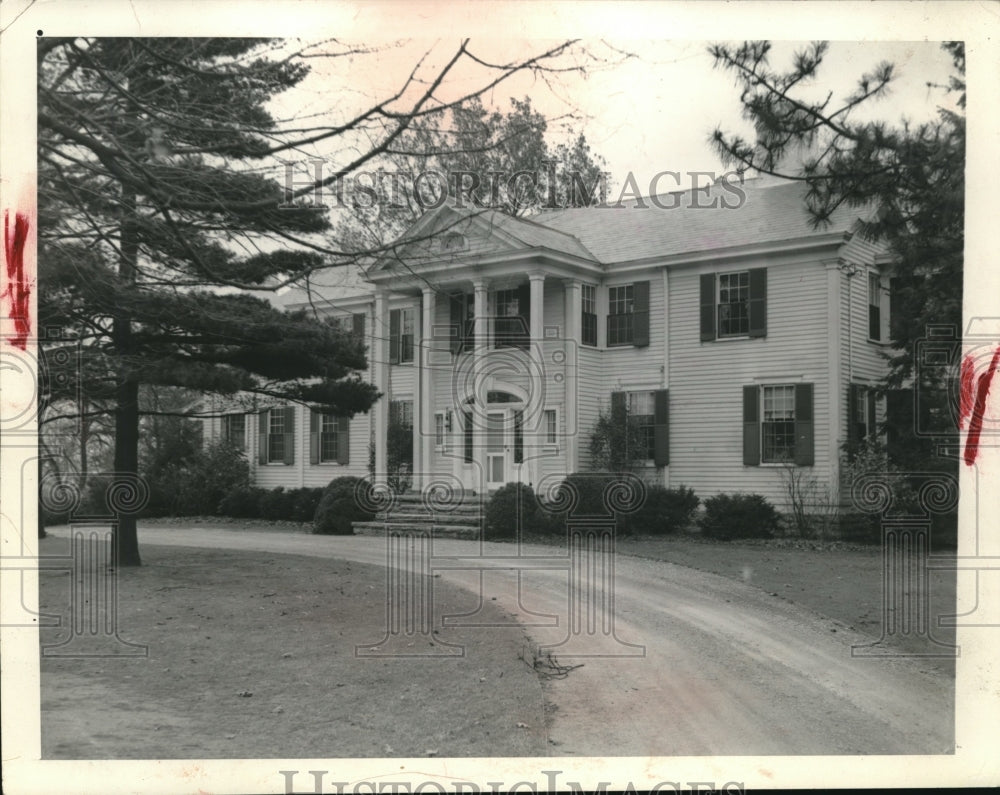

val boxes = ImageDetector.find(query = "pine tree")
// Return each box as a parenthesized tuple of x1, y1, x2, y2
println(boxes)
(38, 37, 589, 564)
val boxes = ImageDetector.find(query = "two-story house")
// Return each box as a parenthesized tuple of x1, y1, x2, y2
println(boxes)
(203, 177, 891, 510)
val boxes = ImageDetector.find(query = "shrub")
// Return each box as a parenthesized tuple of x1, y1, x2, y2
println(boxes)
(259, 487, 294, 520)
(698, 493, 779, 540)
(313, 476, 374, 535)
(287, 487, 324, 523)
(485, 482, 541, 540)
(218, 486, 268, 519)
(624, 485, 700, 535)
(836, 512, 882, 544)
(174, 440, 251, 516)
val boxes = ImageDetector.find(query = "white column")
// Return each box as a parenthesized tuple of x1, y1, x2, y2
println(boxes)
(563, 279, 581, 475)
(529, 272, 545, 486)
(825, 259, 844, 502)
(472, 279, 489, 493)
(661, 267, 671, 488)
(373, 287, 389, 487)
(419, 287, 436, 490)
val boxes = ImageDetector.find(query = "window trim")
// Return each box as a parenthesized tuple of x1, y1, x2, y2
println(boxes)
(434, 411, 446, 450)
(543, 407, 559, 447)
(627, 390, 657, 462)
(221, 413, 246, 452)
(318, 412, 340, 464)
(267, 408, 286, 464)
(581, 283, 597, 347)
(868, 270, 885, 344)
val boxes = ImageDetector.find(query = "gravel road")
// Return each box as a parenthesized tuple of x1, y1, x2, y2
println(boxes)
(128, 525, 954, 756)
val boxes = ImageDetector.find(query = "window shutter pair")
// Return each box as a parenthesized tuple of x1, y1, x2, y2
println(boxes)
(700, 269, 767, 341)
(742, 383, 813, 466)
(632, 281, 650, 347)
(257, 408, 296, 465)
(309, 410, 350, 465)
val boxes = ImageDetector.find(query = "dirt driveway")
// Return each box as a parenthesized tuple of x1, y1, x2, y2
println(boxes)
(40, 524, 954, 758)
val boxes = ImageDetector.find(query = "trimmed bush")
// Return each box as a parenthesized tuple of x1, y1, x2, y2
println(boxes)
(485, 482, 541, 540)
(313, 476, 374, 535)
(287, 487, 324, 523)
(624, 484, 699, 535)
(836, 511, 881, 544)
(698, 493, 779, 540)
(218, 486, 267, 519)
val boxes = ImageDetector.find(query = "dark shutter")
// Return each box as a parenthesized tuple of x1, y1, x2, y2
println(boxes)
(632, 280, 650, 348)
(389, 308, 400, 364)
(885, 388, 912, 462)
(866, 389, 877, 439)
(513, 410, 524, 464)
(283, 406, 296, 465)
(449, 295, 464, 355)
(610, 391, 627, 425)
(516, 282, 531, 349)
(309, 410, 319, 465)
(888, 277, 900, 344)
(748, 268, 767, 338)
(847, 384, 860, 448)
(794, 383, 814, 466)
(700, 273, 716, 341)
(743, 386, 760, 466)
(337, 416, 350, 465)
(653, 389, 669, 467)
(258, 411, 268, 465)
(352, 312, 365, 339)
(463, 410, 473, 463)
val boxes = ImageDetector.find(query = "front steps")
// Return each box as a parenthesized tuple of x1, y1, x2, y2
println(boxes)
(352, 490, 484, 539)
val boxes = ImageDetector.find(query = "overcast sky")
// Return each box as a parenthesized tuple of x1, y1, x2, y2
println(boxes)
(272, 38, 960, 194)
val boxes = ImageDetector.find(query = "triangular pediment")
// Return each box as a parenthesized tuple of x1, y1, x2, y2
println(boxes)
(373, 205, 527, 273)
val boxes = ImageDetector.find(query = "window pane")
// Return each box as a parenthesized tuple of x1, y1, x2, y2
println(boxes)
(762, 386, 796, 462)
(544, 409, 557, 443)
(718, 271, 750, 336)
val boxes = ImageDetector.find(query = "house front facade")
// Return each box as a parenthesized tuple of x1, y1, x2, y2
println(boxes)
(203, 178, 892, 510)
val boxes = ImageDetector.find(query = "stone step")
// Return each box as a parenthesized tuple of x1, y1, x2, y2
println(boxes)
(352, 521, 481, 540)
(375, 511, 482, 525)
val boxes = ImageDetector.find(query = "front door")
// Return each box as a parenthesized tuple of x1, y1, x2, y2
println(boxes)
(484, 408, 526, 489)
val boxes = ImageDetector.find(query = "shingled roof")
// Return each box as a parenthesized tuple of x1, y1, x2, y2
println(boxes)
(534, 179, 866, 265)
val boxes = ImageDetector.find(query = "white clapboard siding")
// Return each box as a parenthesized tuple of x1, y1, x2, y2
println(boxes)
(667, 254, 834, 509)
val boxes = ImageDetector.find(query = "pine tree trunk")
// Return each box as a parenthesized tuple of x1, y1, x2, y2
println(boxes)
(114, 179, 142, 566)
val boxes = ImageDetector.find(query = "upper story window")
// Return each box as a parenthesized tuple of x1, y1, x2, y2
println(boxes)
(581, 284, 597, 347)
(718, 271, 750, 337)
(494, 286, 530, 350)
(221, 413, 246, 452)
(701, 269, 767, 341)
(390, 307, 414, 364)
(607, 284, 635, 346)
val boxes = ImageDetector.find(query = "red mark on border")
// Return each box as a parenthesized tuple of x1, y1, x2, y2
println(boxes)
(3, 210, 32, 350)
(958, 354, 976, 430)
(963, 345, 1000, 466)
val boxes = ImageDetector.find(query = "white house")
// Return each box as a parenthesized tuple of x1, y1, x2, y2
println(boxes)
(203, 178, 892, 509)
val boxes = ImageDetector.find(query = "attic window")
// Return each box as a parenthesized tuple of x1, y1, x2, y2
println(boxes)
(438, 233, 465, 252)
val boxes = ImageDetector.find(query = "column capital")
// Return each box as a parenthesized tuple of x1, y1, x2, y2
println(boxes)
(421, 284, 437, 298)
(562, 277, 582, 290)
(471, 277, 490, 292)
(528, 270, 546, 282)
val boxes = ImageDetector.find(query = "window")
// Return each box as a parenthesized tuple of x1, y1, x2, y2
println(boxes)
(544, 408, 558, 444)
(701, 269, 767, 341)
(389, 308, 415, 364)
(761, 385, 796, 463)
(494, 286, 529, 349)
(628, 391, 656, 460)
(607, 284, 634, 346)
(868, 272, 882, 342)
(434, 412, 445, 448)
(268, 410, 286, 463)
(581, 284, 597, 347)
(333, 313, 365, 340)
(848, 383, 877, 447)
(463, 410, 473, 463)
(319, 414, 340, 463)
(718, 271, 750, 337)
(221, 413, 245, 452)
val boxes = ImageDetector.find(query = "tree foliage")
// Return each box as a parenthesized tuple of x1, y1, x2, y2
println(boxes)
(38, 37, 598, 563)
(710, 41, 965, 467)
